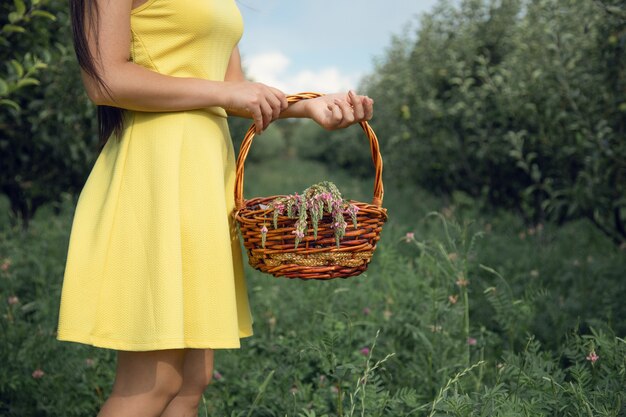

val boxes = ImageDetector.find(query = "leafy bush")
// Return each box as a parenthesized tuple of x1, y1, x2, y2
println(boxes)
(293, 0, 626, 245)
(0, 0, 98, 227)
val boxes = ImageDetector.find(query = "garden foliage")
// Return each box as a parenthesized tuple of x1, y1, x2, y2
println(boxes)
(1, 165, 624, 416)
(0, 0, 98, 227)
(293, 0, 626, 245)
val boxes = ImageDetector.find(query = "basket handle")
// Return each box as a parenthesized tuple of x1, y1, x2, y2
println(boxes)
(234, 92, 384, 210)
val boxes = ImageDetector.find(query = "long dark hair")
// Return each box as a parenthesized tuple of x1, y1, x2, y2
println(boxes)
(70, 0, 124, 147)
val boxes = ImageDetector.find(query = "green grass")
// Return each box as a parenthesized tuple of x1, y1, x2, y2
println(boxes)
(0, 159, 625, 416)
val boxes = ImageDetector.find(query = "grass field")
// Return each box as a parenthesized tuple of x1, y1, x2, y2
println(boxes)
(1, 157, 624, 416)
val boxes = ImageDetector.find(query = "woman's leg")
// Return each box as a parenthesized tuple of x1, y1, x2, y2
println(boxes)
(97, 349, 186, 417)
(160, 349, 214, 417)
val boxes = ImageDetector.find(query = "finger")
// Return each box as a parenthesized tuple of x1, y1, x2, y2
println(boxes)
(363, 97, 374, 120)
(260, 100, 274, 131)
(270, 87, 289, 111)
(334, 98, 355, 127)
(349, 90, 365, 120)
(330, 101, 344, 128)
(251, 107, 264, 134)
(266, 93, 283, 121)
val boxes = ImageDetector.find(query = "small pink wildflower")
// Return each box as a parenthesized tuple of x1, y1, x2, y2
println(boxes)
(467, 337, 477, 346)
(586, 351, 599, 364)
(404, 232, 415, 242)
(32, 369, 45, 379)
(261, 225, 268, 234)
(456, 275, 470, 287)
(362, 307, 371, 316)
(360, 347, 370, 356)
(1, 259, 10, 272)
(291, 229, 305, 239)
(213, 370, 223, 380)
(7, 295, 19, 305)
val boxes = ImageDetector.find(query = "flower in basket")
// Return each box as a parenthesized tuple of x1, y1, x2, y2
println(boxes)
(260, 181, 359, 249)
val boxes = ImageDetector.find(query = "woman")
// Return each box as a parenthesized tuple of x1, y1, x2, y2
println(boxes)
(56, 0, 373, 416)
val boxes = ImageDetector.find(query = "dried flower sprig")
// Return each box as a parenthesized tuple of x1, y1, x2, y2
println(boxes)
(260, 181, 359, 249)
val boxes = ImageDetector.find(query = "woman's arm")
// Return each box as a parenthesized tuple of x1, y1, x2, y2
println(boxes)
(223, 47, 374, 131)
(81, 0, 286, 133)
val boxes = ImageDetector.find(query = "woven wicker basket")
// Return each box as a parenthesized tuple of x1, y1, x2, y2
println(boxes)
(233, 92, 388, 279)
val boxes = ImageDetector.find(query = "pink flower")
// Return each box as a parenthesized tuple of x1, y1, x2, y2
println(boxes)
(1, 259, 10, 272)
(456, 274, 470, 287)
(7, 295, 18, 305)
(362, 307, 371, 316)
(345, 204, 359, 215)
(404, 232, 415, 242)
(261, 225, 268, 234)
(32, 369, 45, 379)
(586, 351, 599, 364)
(467, 337, 477, 346)
(360, 347, 370, 356)
(213, 370, 223, 380)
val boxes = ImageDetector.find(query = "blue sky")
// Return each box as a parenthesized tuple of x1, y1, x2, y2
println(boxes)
(236, 0, 440, 94)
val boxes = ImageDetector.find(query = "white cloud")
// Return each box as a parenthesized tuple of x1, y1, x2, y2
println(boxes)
(244, 51, 361, 94)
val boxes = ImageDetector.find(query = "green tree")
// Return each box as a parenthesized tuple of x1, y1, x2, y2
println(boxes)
(318, 0, 625, 244)
(0, 0, 52, 110)
(0, 0, 98, 228)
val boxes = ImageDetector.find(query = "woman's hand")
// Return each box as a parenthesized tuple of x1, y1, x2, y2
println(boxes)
(219, 81, 288, 134)
(304, 91, 374, 130)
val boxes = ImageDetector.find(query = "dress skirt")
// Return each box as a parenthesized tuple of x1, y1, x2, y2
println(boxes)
(56, 109, 253, 351)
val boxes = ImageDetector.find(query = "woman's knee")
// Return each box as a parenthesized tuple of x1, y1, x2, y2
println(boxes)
(112, 349, 186, 401)
(180, 349, 214, 394)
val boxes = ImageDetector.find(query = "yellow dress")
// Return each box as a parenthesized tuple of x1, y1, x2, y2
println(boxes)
(56, 0, 252, 351)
